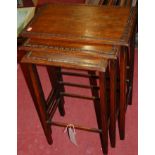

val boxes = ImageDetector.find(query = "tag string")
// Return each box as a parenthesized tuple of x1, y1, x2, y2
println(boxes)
(64, 124, 76, 134)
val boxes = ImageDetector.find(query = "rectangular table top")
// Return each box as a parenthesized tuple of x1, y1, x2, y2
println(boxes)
(20, 37, 119, 71)
(20, 38, 118, 59)
(21, 47, 108, 72)
(21, 3, 137, 46)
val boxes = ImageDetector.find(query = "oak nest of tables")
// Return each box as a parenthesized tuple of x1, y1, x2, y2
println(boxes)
(18, 3, 137, 155)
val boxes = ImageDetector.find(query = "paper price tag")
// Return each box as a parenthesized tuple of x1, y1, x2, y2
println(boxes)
(64, 124, 78, 146)
(68, 127, 78, 146)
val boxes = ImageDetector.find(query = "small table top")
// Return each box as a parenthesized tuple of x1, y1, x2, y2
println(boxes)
(21, 45, 109, 72)
(20, 38, 118, 59)
(20, 38, 118, 71)
(21, 3, 137, 46)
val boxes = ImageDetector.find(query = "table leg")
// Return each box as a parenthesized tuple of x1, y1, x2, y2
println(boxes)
(21, 63, 53, 144)
(99, 72, 108, 155)
(119, 48, 127, 140)
(128, 31, 136, 105)
(88, 71, 102, 134)
(47, 66, 65, 116)
(109, 60, 117, 147)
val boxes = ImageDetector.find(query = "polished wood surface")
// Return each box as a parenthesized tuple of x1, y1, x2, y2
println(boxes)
(21, 50, 108, 72)
(21, 3, 137, 46)
(19, 38, 118, 59)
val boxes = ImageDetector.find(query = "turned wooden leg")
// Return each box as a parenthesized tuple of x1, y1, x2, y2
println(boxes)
(99, 72, 108, 155)
(119, 48, 127, 140)
(109, 60, 117, 147)
(47, 66, 65, 116)
(21, 63, 52, 144)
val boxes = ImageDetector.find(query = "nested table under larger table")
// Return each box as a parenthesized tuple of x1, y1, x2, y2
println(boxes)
(19, 3, 137, 154)
(20, 38, 118, 155)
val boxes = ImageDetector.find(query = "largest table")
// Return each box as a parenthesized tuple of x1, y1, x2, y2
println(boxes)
(20, 3, 137, 141)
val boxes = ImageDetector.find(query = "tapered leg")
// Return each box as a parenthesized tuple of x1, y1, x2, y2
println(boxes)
(128, 30, 136, 105)
(109, 60, 117, 147)
(21, 63, 52, 144)
(47, 66, 65, 116)
(99, 72, 108, 155)
(119, 48, 127, 140)
(88, 71, 102, 125)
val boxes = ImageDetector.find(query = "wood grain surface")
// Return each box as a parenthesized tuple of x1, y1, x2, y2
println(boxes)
(19, 38, 118, 59)
(21, 50, 108, 72)
(21, 3, 137, 46)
